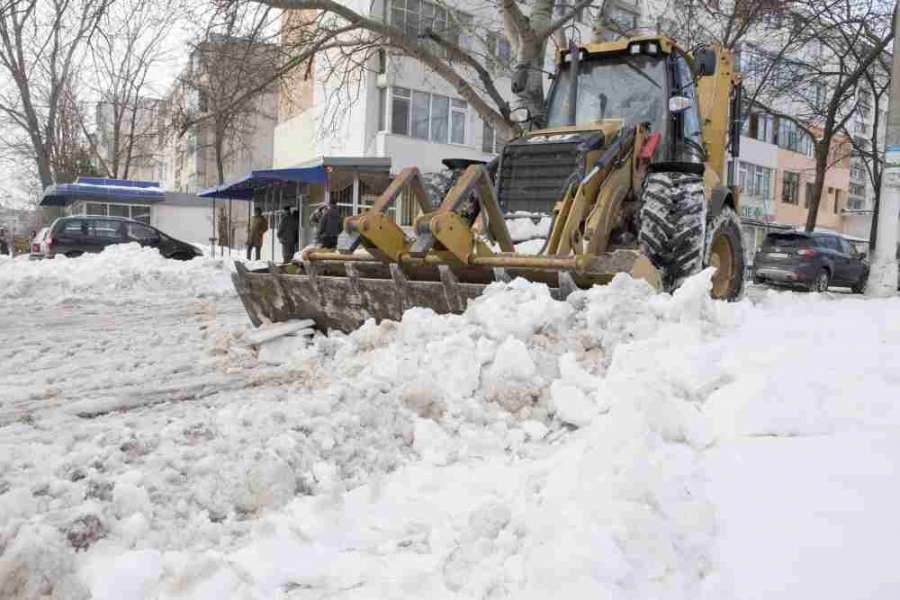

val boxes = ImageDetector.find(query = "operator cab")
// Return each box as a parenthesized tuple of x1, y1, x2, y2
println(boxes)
(543, 37, 710, 168)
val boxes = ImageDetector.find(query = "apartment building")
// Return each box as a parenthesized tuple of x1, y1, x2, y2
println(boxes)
(274, 1, 667, 173)
(160, 34, 279, 195)
(94, 97, 163, 183)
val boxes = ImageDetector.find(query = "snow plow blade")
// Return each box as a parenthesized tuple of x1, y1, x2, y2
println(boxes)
(232, 250, 661, 333)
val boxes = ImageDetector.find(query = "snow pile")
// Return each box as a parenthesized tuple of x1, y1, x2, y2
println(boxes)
(3, 257, 900, 599)
(0, 243, 235, 302)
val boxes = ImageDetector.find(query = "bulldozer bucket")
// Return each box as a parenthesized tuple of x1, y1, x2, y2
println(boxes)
(232, 250, 661, 333)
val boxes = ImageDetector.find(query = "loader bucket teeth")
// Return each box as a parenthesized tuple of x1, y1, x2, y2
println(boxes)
(232, 249, 663, 334)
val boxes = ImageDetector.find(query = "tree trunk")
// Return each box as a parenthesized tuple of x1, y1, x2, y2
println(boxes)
(804, 140, 831, 232)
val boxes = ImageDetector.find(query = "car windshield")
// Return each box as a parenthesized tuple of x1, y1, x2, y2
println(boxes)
(763, 233, 815, 248)
(546, 54, 667, 134)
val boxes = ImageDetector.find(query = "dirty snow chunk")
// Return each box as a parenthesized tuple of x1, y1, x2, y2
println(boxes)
(668, 267, 716, 322)
(466, 279, 573, 341)
(413, 419, 456, 466)
(257, 333, 311, 365)
(549, 379, 595, 426)
(81, 549, 163, 600)
(521, 420, 549, 440)
(558, 352, 602, 392)
(113, 482, 152, 519)
(482, 337, 543, 413)
(505, 217, 552, 242)
(515, 238, 546, 254)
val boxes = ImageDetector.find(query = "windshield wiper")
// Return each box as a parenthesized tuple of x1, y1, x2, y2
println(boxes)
(622, 58, 661, 90)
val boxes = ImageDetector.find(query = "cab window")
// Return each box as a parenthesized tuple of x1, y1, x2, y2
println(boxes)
(673, 53, 704, 163)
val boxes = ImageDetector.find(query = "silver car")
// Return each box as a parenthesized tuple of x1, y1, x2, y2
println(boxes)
(29, 227, 49, 260)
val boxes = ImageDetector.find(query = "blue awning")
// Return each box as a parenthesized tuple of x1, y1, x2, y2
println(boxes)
(41, 178, 165, 207)
(198, 157, 392, 200)
(199, 166, 329, 200)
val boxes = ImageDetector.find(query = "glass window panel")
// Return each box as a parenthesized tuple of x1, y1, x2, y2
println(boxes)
(482, 119, 495, 153)
(451, 99, 467, 110)
(412, 91, 431, 140)
(450, 108, 465, 144)
(431, 95, 449, 143)
(108, 204, 129, 218)
(86, 203, 108, 216)
(391, 95, 410, 135)
(130, 206, 151, 224)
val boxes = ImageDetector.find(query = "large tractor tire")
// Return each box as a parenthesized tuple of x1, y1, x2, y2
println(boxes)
(639, 171, 745, 300)
(639, 172, 707, 289)
(703, 207, 745, 300)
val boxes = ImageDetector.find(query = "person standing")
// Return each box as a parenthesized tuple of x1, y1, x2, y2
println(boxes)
(247, 207, 267, 260)
(316, 200, 343, 249)
(277, 205, 298, 262)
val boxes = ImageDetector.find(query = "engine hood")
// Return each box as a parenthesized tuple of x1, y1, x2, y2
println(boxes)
(518, 120, 627, 150)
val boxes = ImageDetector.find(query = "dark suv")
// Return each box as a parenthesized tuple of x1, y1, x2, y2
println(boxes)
(752, 231, 868, 293)
(46, 216, 202, 261)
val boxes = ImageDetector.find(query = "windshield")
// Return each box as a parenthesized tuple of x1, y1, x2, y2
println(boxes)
(546, 55, 667, 134)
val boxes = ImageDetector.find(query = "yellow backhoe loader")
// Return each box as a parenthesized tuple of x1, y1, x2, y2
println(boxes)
(233, 35, 746, 332)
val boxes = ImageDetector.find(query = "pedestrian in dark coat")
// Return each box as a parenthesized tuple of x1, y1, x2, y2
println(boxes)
(316, 202, 343, 249)
(277, 205, 299, 262)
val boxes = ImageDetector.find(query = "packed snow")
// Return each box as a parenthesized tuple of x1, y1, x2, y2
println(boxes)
(1, 243, 899, 599)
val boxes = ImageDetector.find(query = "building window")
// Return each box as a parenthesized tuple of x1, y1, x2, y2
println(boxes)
(451, 99, 467, 144)
(737, 162, 773, 201)
(481, 119, 507, 154)
(854, 119, 867, 134)
(776, 117, 815, 156)
(378, 87, 386, 132)
(606, 6, 638, 32)
(804, 182, 815, 208)
(782, 171, 800, 204)
(834, 189, 841, 213)
(487, 32, 512, 65)
(390, 0, 468, 53)
(391, 87, 467, 145)
(849, 182, 866, 197)
(391, 87, 411, 136)
(748, 113, 775, 144)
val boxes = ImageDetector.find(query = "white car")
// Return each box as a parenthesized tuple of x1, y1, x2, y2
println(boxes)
(29, 227, 49, 260)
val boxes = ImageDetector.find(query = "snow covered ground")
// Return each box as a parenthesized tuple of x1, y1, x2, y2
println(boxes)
(1, 245, 899, 599)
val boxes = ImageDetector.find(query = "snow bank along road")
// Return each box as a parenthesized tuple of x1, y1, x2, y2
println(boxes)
(1, 244, 899, 599)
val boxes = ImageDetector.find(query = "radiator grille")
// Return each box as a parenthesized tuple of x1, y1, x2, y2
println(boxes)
(496, 141, 582, 214)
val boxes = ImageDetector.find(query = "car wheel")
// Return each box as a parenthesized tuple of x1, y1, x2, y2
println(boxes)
(65, 251, 84, 258)
(851, 272, 868, 294)
(812, 269, 830, 293)
(169, 252, 192, 261)
(753, 274, 763, 285)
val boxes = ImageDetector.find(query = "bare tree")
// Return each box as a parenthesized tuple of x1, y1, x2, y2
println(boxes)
(175, 4, 282, 186)
(839, 53, 891, 250)
(0, 0, 112, 191)
(83, 0, 181, 180)
(748, 0, 894, 232)
(221, 0, 599, 138)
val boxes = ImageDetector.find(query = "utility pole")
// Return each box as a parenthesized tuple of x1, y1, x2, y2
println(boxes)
(867, 5, 900, 297)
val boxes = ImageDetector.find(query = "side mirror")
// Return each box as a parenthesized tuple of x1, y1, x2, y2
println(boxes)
(859, 252, 868, 260)
(669, 96, 694, 113)
(694, 47, 717, 77)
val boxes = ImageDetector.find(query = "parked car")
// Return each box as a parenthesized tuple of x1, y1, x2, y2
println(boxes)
(752, 231, 868, 293)
(45, 216, 202, 260)
(30, 227, 49, 259)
